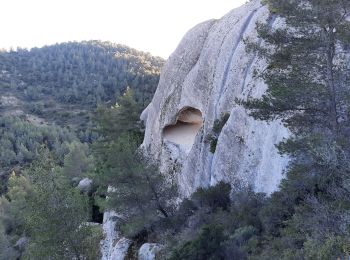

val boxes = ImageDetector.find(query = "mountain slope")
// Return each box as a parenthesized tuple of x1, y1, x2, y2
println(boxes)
(0, 41, 164, 128)
(0, 41, 164, 193)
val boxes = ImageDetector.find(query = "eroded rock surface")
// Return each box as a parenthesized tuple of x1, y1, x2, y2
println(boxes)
(138, 243, 163, 260)
(141, 0, 289, 196)
(100, 211, 131, 260)
(163, 107, 203, 152)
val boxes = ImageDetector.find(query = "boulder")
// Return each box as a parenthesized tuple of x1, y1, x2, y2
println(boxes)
(138, 243, 163, 260)
(77, 178, 93, 194)
(14, 236, 27, 253)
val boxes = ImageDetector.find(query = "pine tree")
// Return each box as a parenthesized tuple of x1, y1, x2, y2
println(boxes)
(94, 87, 142, 142)
(244, 0, 350, 183)
(23, 148, 100, 259)
(93, 89, 177, 238)
(243, 0, 350, 256)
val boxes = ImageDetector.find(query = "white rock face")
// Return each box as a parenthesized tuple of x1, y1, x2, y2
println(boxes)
(100, 211, 131, 260)
(77, 178, 93, 194)
(138, 243, 163, 260)
(141, 0, 290, 196)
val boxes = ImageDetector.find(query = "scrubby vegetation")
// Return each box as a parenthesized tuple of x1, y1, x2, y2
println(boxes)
(2, 0, 350, 258)
(0, 41, 163, 108)
(88, 0, 350, 259)
(0, 41, 163, 258)
(0, 116, 79, 194)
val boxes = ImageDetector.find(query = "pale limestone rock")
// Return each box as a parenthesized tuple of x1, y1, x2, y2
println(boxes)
(100, 1, 291, 258)
(77, 178, 93, 194)
(110, 238, 132, 260)
(141, 0, 289, 197)
(138, 243, 163, 260)
(14, 237, 27, 254)
(100, 210, 131, 260)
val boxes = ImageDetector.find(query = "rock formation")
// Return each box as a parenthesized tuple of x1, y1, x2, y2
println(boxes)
(100, 211, 131, 260)
(138, 243, 163, 260)
(101, 0, 291, 258)
(141, 0, 289, 197)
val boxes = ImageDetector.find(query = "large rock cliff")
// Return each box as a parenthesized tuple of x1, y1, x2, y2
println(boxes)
(141, 0, 289, 197)
(101, 1, 291, 258)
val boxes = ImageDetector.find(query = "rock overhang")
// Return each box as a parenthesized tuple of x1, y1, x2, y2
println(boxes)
(162, 107, 203, 151)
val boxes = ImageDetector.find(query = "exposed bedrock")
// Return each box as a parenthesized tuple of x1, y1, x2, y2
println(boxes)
(162, 107, 203, 152)
(141, 0, 289, 197)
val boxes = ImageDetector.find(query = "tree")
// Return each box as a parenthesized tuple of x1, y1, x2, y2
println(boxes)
(105, 133, 177, 237)
(242, 0, 350, 257)
(0, 222, 17, 260)
(93, 88, 144, 188)
(94, 87, 142, 142)
(0, 172, 31, 259)
(169, 224, 227, 260)
(61, 141, 94, 180)
(23, 148, 100, 260)
(93, 90, 177, 238)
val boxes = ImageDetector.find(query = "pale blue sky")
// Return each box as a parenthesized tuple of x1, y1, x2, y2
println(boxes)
(0, 0, 247, 58)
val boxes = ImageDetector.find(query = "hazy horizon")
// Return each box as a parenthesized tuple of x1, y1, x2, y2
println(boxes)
(1, 0, 247, 58)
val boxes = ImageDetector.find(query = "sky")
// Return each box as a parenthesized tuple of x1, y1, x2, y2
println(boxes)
(0, 0, 247, 58)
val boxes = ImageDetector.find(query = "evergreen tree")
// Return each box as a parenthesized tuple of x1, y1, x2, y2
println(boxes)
(23, 148, 100, 259)
(94, 87, 142, 142)
(0, 172, 31, 259)
(243, 0, 350, 257)
(61, 141, 94, 180)
(93, 90, 177, 238)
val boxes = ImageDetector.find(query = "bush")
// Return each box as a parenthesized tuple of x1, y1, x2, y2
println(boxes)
(169, 224, 227, 260)
(303, 236, 350, 260)
(191, 181, 231, 211)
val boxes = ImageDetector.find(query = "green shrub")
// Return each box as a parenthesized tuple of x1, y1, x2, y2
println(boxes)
(169, 224, 227, 260)
(303, 236, 350, 260)
(191, 181, 231, 211)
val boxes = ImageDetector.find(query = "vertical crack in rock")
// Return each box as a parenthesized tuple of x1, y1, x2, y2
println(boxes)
(214, 9, 258, 118)
(208, 9, 258, 181)
(241, 15, 277, 93)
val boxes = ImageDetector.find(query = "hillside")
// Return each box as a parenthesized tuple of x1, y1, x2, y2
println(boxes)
(0, 41, 164, 129)
(0, 41, 164, 193)
(2, 0, 350, 259)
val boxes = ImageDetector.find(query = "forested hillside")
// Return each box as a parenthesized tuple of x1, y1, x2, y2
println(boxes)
(2, 0, 350, 259)
(0, 41, 163, 188)
(0, 41, 163, 128)
(0, 41, 164, 259)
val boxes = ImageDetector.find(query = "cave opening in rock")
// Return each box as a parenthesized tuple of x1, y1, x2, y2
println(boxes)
(163, 107, 203, 147)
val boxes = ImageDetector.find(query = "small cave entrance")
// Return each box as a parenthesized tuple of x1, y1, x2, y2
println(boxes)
(163, 107, 203, 147)
(91, 203, 104, 224)
(90, 195, 105, 224)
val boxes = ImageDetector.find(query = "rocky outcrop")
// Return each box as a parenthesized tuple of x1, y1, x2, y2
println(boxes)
(141, 0, 289, 197)
(138, 243, 163, 260)
(77, 178, 93, 194)
(100, 211, 131, 260)
(100, 1, 291, 258)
